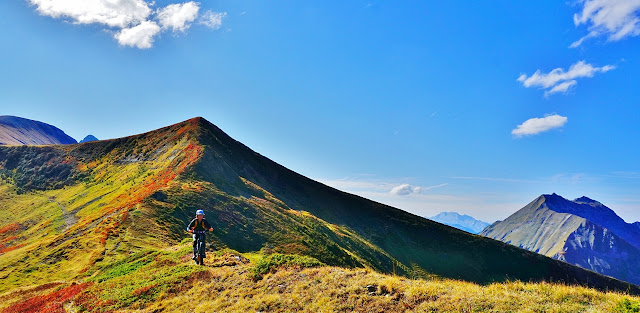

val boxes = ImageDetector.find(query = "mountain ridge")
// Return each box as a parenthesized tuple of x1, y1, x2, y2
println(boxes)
(1, 117, 638, 300)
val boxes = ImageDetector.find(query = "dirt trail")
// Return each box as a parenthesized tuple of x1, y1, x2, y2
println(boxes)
(47, 196, 78, 232)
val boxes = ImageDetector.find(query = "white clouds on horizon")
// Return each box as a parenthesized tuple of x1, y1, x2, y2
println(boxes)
(317, 176, 520, 222)
(390, 183, 449, 196)
(390, 184, 422, 196)
(27, 0, 225, 49)
(517, 60, 615, 96)
(512, 114, 568, 137)
(318, 177, 448, 197)
(571, 0, 640, 47)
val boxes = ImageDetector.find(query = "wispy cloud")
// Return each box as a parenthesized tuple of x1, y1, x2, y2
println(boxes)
(319, 177, 448, 196)
(517, 61, 615, 96)
(512, 114, 567, 137)
(571, 0, 640, 47)
(199, 10, 226, 30)
(27, 0, 226, 49)
(390, 183, 448, 196)
(451, 176, 535, 184)
(606, 171, 640, 179)
(546, 80, 577, 96)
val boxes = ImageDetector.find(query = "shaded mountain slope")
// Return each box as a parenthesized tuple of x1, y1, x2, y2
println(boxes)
(0, 116, 76, 145)
(0, 118, 638, 296)
(482, 194, 640, 285)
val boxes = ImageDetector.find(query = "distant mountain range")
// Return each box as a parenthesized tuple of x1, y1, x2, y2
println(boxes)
(0, 116, 76, 145)
(429, 212, 490, 234)
(481, 193, 640, 285)
(79, 135, 98, 143)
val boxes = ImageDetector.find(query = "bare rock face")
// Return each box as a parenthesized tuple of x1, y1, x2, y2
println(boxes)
(482, 194, 640, 285)
(0, 116, 76, 145)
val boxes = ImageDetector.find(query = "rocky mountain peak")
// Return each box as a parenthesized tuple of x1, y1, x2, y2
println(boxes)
(573, 196, 601, 204)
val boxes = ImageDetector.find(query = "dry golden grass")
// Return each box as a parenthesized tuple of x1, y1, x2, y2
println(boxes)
(137, 252, 639, 313)
(1, 245, 638, 312)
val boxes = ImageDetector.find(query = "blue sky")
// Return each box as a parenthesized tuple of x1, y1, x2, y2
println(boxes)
(2, 0, 640, 223)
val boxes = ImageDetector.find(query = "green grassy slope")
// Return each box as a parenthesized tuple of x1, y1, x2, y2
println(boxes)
(0, 117, 638, 305)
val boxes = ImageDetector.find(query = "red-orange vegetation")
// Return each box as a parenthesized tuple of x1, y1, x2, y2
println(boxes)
(1, 282, 92, 313)
(99, 211, 130, 246)
(120, 142, 203, 209)
(0, 223, 20, 236)
(132, 284, 158, 297)
(0, 243, 24, 254)
(0, 235, 18, 244)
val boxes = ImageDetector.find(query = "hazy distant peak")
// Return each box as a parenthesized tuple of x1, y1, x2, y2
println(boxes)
(430, 211, 490, 234)
(79, 135, 99, 143)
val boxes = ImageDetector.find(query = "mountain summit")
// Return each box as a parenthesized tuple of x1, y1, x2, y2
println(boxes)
(0, 115, 77, 145)
(1, 117, 638, 299)
(79, 134, 98, 143)
(481, 194, 640, 285)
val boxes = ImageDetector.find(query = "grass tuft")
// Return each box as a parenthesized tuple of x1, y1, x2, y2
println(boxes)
(250, 253, 324, 280)
(616, 298, 640, 313)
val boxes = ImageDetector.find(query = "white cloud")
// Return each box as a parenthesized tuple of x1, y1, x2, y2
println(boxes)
(28, 0, 224, 49)
(390, 183, 448, 196)
(545, 80, 577, 96)
(572, 0, 640, 47)
(28, 0, 152, 28)
(391, 184, 421, 196)
(517, 61, 615, 96)
(157, 2, 200, 32)
(115, 21, 161, 49)
(199, 10, 227, 29)
(512, 114, 568, 137)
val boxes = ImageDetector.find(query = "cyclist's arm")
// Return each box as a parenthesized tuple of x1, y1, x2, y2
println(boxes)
(186, 219, 195, 233)
(205, 220, 214, 232)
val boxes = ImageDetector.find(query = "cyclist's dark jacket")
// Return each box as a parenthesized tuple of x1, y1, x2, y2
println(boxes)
(187, 218, 212, 232)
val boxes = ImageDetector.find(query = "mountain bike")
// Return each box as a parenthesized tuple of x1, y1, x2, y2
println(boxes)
(193, 230, 207, 265)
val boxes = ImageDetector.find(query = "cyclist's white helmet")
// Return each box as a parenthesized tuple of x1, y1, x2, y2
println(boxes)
(196, 209, 205, 216)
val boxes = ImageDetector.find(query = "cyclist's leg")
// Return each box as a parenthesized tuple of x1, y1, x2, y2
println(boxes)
(192, 234, 198, 262)
(200, 234, 207, 258)
(197, 233, 206, 265)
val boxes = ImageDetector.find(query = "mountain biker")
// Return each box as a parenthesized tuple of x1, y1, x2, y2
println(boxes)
(187, 209, 213, 265)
